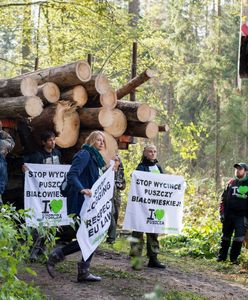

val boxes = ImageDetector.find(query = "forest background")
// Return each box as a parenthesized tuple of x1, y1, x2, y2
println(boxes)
(0, 0, 248, 298)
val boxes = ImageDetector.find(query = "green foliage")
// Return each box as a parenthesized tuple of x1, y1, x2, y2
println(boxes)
(144, 285, 206, 300)
(0, 204, 56, 299)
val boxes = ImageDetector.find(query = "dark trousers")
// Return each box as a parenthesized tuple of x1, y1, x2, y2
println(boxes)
(130, 231, 159, 258)
(222, 215, 247, 242)
(0, 154, 7, 195)
(61, 223, 93, 269)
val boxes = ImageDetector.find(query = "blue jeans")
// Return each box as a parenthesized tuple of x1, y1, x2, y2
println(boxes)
(0, 154, 7, 195)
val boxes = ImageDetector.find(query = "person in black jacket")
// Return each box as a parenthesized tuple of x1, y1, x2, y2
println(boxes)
(217, 162, 248, 264)
(22, 131, 61, 261)
(130, 145, 165, 270)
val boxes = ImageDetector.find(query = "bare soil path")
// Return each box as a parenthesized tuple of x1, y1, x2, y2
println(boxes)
(23, 249, 248, 300)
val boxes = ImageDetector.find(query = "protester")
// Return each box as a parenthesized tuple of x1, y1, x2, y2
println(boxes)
(23, 130, 61, 261)
(23, 131, 61, 166)
(47, 130, 119, 282)
(0, 120, 15, 205)
(217, 162, 248, 264)
(106, 157, 126, 244)
(129, 144, 165, 270)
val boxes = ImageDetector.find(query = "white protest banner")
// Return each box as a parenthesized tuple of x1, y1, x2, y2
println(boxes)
(24, 163, 72, 227)
(77, 163, 115, 261)
(123, 171, 186, 234)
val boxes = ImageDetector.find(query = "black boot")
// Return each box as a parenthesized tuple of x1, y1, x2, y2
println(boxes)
(217, 239, 231, 262)
(77, 262, 101, 282)
(230, 241, 243, 264)
(148, 256, 165, 269)
(29, 237, 45, 262)
(46, 247, 65, 278)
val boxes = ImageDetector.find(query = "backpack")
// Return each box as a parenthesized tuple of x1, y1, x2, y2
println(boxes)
(60, 175, 70, 197)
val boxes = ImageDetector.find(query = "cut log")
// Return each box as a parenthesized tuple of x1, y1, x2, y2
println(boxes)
(30, 101, 80, 148)
(116, 100, 152, 122)
(95, 74, 111, 94)
(0, 61, 91, 97)
(116, 69, 154, 99)
(0, 77, 38, 97)
(0, 96, 43, 118)
(61, 85, 88, 107)
(147, 107, 156, 121)
(104, 109, 127, 137)
(125, 121, 159, 138)
(79, 107, 114, 129)
(100, 89, 117, 109)
(37, 82, 60, 103)
(158, 124, 170, 132)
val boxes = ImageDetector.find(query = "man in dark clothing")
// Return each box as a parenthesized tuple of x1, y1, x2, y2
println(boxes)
(23, 131, 61, 165)
(23, 131, 61, 261)
(217, 162, 248, 264)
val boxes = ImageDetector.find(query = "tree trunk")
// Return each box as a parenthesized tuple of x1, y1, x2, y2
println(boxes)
(78, 107, 114, 129)
(37, 82, 60, 103)
(125, 121, 159, 138)
(0, 96, 43, 118)
(0, 60, 91, 97)
(116, 100, 152, 122)
(116, 69, 154, 99)
(0, 77, 38, 97)
(61, 85, 88, 107)
(104, 109, 127, 137)
(30, 101, 80, 148)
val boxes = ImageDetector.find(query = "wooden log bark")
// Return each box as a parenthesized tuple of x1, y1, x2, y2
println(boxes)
(61, 85, 88, 107)
(37, 82, 60, 103)
(100, 89, 117, 109)
(116, 69, 154, 99)
(79, 107, 114, 129)
(0, 60, 91, 97)
(158, 124, 170, 132)
(0, 96, 43, 118)
(0, 77, 38, 97)
(30, 101, 80, 148)
(116, 100, 152, 122)
(125, 121, 159, 138)
(104, 109, 127, 138)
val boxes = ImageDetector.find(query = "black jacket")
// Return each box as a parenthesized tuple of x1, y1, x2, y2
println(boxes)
(136, 157, 163, 174)
(220, 175, 248, 217)
(24, 148, 61, 165)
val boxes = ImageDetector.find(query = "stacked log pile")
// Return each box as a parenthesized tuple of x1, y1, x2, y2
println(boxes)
(0, 60, 162, 163)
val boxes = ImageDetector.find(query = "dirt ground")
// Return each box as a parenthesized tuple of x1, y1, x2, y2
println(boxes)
(23, 248, 248, 300)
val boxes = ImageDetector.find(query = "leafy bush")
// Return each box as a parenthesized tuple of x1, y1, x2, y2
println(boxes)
(0, 204, 51, 299)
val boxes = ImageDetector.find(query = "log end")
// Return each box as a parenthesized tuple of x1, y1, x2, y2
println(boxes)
(21, 77, 38, 96)
(43, 82, 60, 103)
(137, 103, 152, 122)
(146, 122, 159, 139)
(76, 61, 92, 82)
(98, 108, 114, 127)
(95, 74, 111, 95)
(25, 96, 44, 117)
(104, 109, 127, 138)
(73, 85, 88, 107)
(100, 89, 117, 109)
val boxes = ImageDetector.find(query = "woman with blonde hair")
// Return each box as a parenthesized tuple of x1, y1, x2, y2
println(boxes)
(130, 144, 165, 270)
(47, 131, 107, 282)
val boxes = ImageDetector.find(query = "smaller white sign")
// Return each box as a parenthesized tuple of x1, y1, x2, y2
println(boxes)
(24, 163, 72, 227)
(77, 163, 115, 261)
